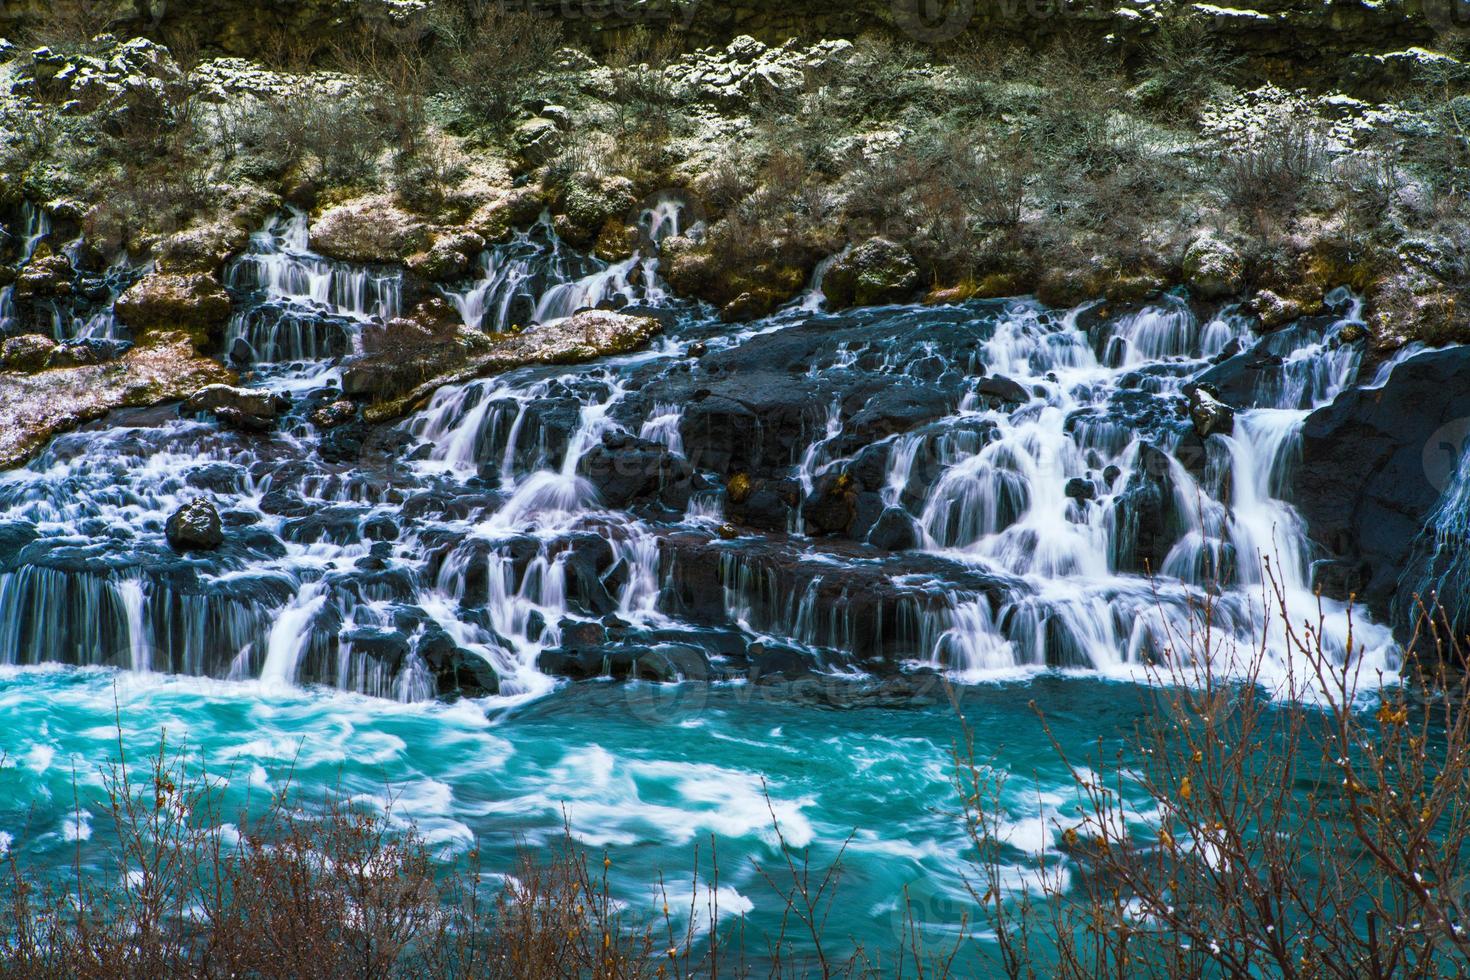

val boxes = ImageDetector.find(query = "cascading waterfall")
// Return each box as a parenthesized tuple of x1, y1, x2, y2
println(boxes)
(0, 198, 1414, 702)
(225, 208, 401, 365)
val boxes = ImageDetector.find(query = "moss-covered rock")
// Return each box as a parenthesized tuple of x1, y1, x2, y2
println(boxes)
(468, 186, 546, 243)
(822, 238, 919, 309)
(1183, 232, 1244, 299)
(552, 173, 637, 249)
(407, 230, 486, 282)
(114, 272, 232, 345)
(310, 195, 432, 265)
(14, 253, 73, 298)
(346, 310, 664, 421)
(0, 333, 57, 373)
(0, 333, 234, 470)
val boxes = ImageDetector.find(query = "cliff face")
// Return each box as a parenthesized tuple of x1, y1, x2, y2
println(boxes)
(0, 0, 1456, 94)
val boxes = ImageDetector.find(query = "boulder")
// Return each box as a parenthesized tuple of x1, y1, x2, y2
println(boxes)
(166, 497, 224, 551)
(0, 333, 57, 373)
(512, 117, 562, 166)
(1064, 477, 1096, 502)
(1296, 346, 1470, 644)
(114, 272, 232, 340)
(1188, 386, 1234, 438)
(1183, 232, 1244, 299)
(1251, 288, 1306, 331)
(44, 338, 133, 368)
(183, 384, 289, 431)
(868, 507, 919, 551)
(13, 254, 72, 298)
(975, 375, 1031, 406)
(407, 230, 486, 282)
(552, 173, 638, 248)
(153, 216, 256, 274)
(822, 238, 920, 309)
(311, 399, 358, 429)
(1110, 443, 1186, 574)
(345, 310, 664, 419)
(309, 195, 431, 265)
(577, 432, 694, 511)
(468, 186, 545, 242)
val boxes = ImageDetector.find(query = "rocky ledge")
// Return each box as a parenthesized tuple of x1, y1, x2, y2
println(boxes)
(342, 309, 664, 421)
(0, 334, 236, 470)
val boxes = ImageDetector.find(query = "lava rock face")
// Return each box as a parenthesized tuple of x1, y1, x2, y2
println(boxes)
(1296, 347, 1470, 639)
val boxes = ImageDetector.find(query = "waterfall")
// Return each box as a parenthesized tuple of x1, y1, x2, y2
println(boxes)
(1398, 438, 1470, 639)
(117, 578, 151, 672)
(0, 200, 1412, 701)
(259, 582, 327, 687)
(17, 201, 50, 263)
(224, 208, 398, 365)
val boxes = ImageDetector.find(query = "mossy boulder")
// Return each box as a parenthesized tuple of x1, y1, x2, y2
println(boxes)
(469, 186, 546, 243)
(822, 238, 919, 309)
(346, 310, 664, 421)
(407, 231, 486, 282)
(1183, 232, 1244, 299)
(552, 174, 637, 249)
(114, 272, 232, 344)
(1251, 289, 1307, 331)
(0, 333, 57, 373)
(310, 195, 431, 264)
(14, 253, 72, 298)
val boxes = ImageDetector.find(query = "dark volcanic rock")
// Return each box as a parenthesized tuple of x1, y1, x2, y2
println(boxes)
(166, 497, 224, 551)
(1110, 443, 1184, 574)
(1297, 347, 1470, 641)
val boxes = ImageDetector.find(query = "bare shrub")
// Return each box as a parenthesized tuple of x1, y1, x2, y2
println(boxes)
(19, 0, 119, 52)
(1218, 119, 1329, 224)
(965, 572, 1470, 978)
(1134, 17, 1241, 124)
(427, 0, 565, 134)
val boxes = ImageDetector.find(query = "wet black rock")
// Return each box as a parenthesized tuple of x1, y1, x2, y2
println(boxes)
(418, 633, 501, 698)
(802, 471, 858, 536)
(1110, 443, 1184, 574)
(0, 520, 39, 571)
(184, 384, 290, 432)
(1297, 346, 1470, 644)
(578, 432, 694, 511)
(362, 514, 400, 541)
(867, 507, 919, 551)
(165, 498, 224, 551)
(1064, 478, 1096, 502)
(975, 375, 1030, 406)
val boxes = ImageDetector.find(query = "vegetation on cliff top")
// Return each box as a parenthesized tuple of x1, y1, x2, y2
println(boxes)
(0, 1, 1468, 349)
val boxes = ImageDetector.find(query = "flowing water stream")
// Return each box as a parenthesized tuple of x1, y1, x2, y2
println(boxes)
(0, 201, 1443, 959)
